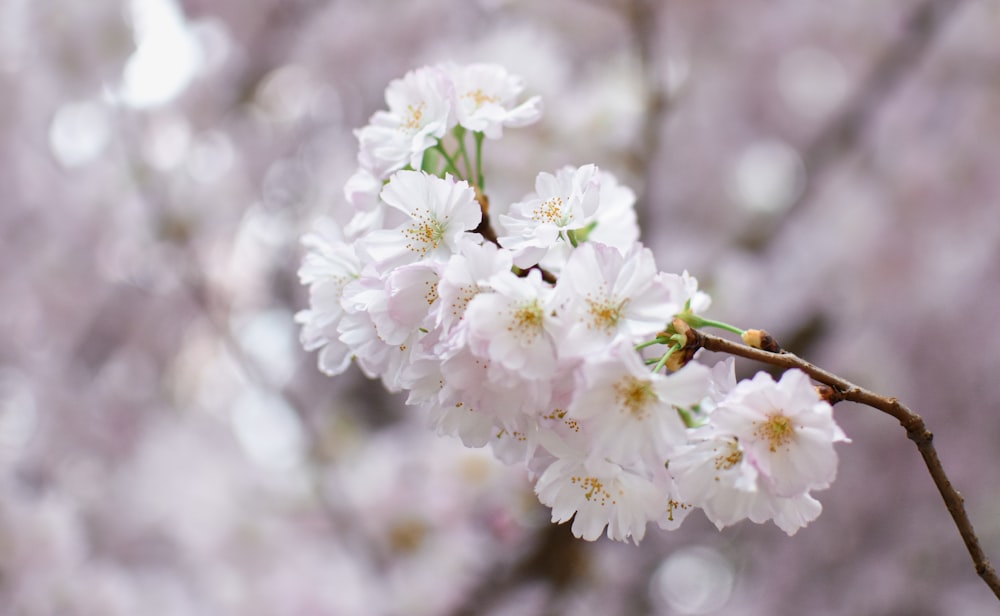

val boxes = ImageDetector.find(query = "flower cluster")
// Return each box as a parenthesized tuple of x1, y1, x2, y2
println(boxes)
(298, 63, 849, 543)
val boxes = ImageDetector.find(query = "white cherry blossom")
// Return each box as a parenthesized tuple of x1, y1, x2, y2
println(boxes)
(569, 341, 711, 464)
(710, 369, 849, 497)
(535, 454, 665, 544)
(586, 169, 640, 251)
(445, 62, 543, 138)
(295, 219, 361, 376)
(434, 239, 512, 337)
(497, 164, 601, 268)
(358, 171, 482, 274)
(553, 241, 682, 356)
(462, 269, 559, 380)
(355, 65, 453, 178)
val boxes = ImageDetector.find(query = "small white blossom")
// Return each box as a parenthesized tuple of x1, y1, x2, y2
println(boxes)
(535, 454, 665, 544)
(553, 241, 682, 356)
(462, 269, 559, 380)
(710, 369, 849, 497)
(358, 171, 482, 274)
(295, 219, 360, 376)
(569, 341, 711, 464)
(497, 164, 601, 268)
(434, 239, 512, 337)
(663, 270, 712, 315)
(586, 169, 640, 251)
(445, 62, 543, 138)
(355, 65, 453, 178)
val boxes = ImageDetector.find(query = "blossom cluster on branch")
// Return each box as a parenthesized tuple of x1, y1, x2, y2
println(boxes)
(297, 63, 849, 543)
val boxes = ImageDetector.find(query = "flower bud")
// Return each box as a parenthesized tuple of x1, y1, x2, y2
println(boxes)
(741, 328, 781, 353)
(665, 317, 699, 370)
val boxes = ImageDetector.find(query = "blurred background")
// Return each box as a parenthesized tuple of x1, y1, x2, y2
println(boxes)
(3, 0, 1000, 613)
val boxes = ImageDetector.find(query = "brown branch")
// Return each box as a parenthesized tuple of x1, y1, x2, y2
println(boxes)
(690, 329, 1000, 600)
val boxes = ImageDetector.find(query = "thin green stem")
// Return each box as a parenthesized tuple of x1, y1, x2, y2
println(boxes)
(434, 143, 463, 179)
(474, 131, 485, 189)
(650, 344, 681, 374)
(454, 126, 476, 183)
(681, 313, 745, 335)
(635, 337, 669, 351)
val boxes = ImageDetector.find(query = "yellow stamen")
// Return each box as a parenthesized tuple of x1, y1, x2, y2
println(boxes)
(613, 376, 657, 420)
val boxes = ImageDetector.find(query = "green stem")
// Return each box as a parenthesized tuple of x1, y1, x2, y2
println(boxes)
(474, 131, 485, 189)
(635, 337, 669, 351)
(680, 313, 745, 335)
(453, 126, 475, 183)
(434, 143, 463, 179)
(651, 344, 681, 373)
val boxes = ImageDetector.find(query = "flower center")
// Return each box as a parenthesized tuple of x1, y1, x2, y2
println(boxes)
(714, 439, 744, 471)
(424, 278, 438, 306)
(586, 296, 628, 333)
(400, 102, 426, 131)
(510, 300, 545, 342)
(755, 412, 796, 453)
(402, 209, 445, 256)
(463, 88, 499, 109)
(530, 196, 565, 225)
(570, 475, 616, 505)
(613, 376, 656, 420)
(664, 499, 691, 522)
(449, 284, 477, 319)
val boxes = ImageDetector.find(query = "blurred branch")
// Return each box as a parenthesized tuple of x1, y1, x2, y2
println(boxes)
(450, 522, 586, 616)
(741, 0, 968, 250)
(688, 328, 1000, 600)
(624, 0, 675, 229)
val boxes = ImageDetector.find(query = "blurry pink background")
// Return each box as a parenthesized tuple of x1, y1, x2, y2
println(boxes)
(3, 0, 999, 613)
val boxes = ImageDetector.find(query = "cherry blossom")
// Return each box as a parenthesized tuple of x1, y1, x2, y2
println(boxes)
(357, 170, 482, 274)
(497, 164, 602, 268)
(355, 65, 454, 178)
(445, 62, 543, 139)
(710, 369, 849, 497)
(552, 241, 682, 356)
(296, 62, 851, 548)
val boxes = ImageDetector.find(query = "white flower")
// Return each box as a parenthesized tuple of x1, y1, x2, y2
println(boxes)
(355, 65, 453, 178)
(535, 454, 665, 544)
(585, 169, 639, 251)
(670, 431, 823, 535)
(654, 470, 698, 531)
(668, 434, 766, 531)
(445, 62, 543, 139)
(553, 241, 682, 356)
(710, 369, 849, 497)
(295, 219, 360, 375)
(433, 239, 512, 337)
(344, 167, 382, 213)
(497, 164, 601, 268)
(357, 171, 482, 274)
(338, 272, 429, 393)
(462, 269, 559, 380)
(385, 262, 441, 334)
(667, 369, 847, 535)
(662, 270, 712, 315)
(568, 341, 711, 464)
